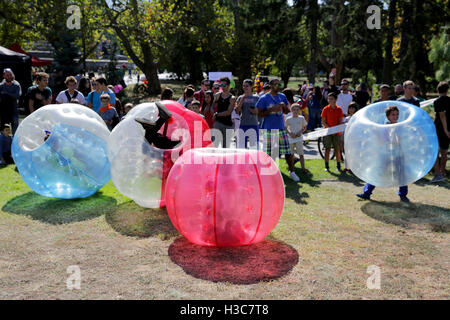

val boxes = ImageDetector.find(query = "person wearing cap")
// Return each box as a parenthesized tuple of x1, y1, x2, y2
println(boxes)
(374, 84, 391, 103)
(336, 79, 354, 115)
(0, 68, 22, 134)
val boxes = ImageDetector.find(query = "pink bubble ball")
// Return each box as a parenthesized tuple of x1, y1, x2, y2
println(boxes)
(165, 148, 285, 247)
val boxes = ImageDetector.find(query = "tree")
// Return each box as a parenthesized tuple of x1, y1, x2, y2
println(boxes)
(429, 26, 450, 81)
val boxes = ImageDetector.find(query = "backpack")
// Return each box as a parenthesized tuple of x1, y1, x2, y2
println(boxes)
(64, 89, 80, 103)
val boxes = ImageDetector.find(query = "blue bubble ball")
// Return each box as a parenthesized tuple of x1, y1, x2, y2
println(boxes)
(344, 101, 438, 187)
(12, 104, 111, 198)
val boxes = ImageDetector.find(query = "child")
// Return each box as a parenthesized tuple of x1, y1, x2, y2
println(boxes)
(188, 100, 205, 119)
(285, 103, 308, 173)
(0, 124, 13, 165)
(321, 91, 344, 172)
(356, 106, 410, 202)
(98, 93, 119, 131)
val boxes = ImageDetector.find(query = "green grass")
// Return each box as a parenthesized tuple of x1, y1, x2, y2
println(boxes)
(0, 160, 449, 299)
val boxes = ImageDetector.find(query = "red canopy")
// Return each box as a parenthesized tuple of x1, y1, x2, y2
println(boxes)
(9, 43, 52, 67)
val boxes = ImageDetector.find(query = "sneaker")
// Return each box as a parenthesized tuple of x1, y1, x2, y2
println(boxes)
(356, 193, 370, 200)
(400, 196, 410, 203)
(324, 163, 330, 172)
(430, 174, 445, 183)
(290, 171, 300, 182)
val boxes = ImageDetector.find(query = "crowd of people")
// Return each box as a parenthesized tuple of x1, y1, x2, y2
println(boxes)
(0, 67, 448, 185)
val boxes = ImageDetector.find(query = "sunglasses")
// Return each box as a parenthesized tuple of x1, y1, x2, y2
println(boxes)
(274, 83, 282, 87)
(219, 83, 228, 87)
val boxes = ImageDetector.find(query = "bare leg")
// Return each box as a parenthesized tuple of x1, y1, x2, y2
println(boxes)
(440, 149, 448, 175)
(286, 154, 295, 172)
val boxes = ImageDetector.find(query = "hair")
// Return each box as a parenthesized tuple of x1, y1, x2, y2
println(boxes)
(385, 105, 399, 117)
(437, 81, 449, 94)
(328, 92, 338, 99)
(96, 77, 107, 86)
(359, 82, 367, 91)
(263, 83, 270, 90)
(414, 85, 421, 94)
(3, 68, 15, 80)
(100, 93, 110, 100)
(70, 98, 80, 104)
(324, 80, 329, 85)
(182, 87, 195, 100)
(291, 103, 301, 111)
(161, 87, 174, 100)
(36, 72, 49, 82)
(107, 85, 115, 91)
(191, 99, 200, 106)
(1, 123, 11, 132)
(219, 77, 230, 86)
(282, 88, 294, 104)
(347, 102, 359, 115)
(201, 79, 210, 86)
(65, 76, 77, 85)
(243, 79, 253, 87)
(124, 103, 133, 111)
(269, 78, 280, 86)
(77, 77, 92, 95)
(314, 86, 322, 99)
(403, 80, 415, 88)
(205, 90, 214, 105)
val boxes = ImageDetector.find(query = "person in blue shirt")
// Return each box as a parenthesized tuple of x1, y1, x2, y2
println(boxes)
(0, 124, 13, 165)
(86, 77, 116, 113)
(256, 78, 300, 182)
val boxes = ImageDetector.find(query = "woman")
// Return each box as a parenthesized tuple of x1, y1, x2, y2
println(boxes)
(236, 79, 259, 149)
(77, 76, 92, 99)
(202, 90, 215, 129)
(213, 77, 235, 148)
(177, 86, 195, 108)
(354, 82, 370, 108)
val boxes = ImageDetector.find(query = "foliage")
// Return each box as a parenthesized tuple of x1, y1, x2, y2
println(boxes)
(428, 26, 450, 81)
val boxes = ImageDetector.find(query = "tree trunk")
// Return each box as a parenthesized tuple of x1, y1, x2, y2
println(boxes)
(382, 0, 397, 84)
(307, 0, 319, 84)
(144, 63, 161, 95)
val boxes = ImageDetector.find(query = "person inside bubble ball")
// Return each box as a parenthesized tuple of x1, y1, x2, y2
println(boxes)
(135, 102, 181, 150)
(356, 105, 410, 202)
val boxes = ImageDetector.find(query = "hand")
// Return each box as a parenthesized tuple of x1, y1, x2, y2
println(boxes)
(446, 130, 450, 139)
(213, 112, 217, 121)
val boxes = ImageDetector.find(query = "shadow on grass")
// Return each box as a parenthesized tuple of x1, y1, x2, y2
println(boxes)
(361, 200, 450, 233)
(168, 237, 299, 285)
(327, 170, 364, 187)
(282, 172, 311, 204)
(414, 175, 450, 190)
(105, 201, 178, 240)
(2, 191, 117, 224)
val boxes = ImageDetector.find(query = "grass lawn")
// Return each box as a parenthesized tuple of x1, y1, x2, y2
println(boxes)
(0, 158, 448, 300)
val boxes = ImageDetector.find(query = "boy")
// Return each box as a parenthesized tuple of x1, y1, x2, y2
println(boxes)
(356, 106, 410, 202)
(321, 91, 344, 172)
(98, 93, 119, 131)
(188, 100, 205, 119)
(0, 124, 13, 165)
(285, 103, 308, 173)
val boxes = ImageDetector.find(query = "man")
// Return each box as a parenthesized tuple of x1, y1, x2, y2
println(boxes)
(194, 79, 210, 111)
(393, 83, 404, 100)
(55, 76, 86, 105)
(86, 77, 116, 113)
(397, 80, 420, 107)
(256, 78, 300, 182)
(321, 92, 344, 172)
(258, 83, 270, 97)
(0, 68, 22, 134)
(336, 79, 353, 115)
(27, 72, 52, 113)
(374, 84, 391, 103)
(321, 80, 330, 108)
(431, 81, 449, 183)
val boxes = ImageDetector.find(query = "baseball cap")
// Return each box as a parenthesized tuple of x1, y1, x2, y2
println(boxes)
(341, 79, 349, 85)
(379, 84, 390, 90)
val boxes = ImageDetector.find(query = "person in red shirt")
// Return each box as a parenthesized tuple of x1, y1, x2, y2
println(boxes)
(321, 91, 344, 172)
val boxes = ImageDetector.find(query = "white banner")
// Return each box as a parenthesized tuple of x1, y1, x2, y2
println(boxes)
(420, 98, 436, 109)
(208, 72, 232, 81)
(302, 124, 347, 140)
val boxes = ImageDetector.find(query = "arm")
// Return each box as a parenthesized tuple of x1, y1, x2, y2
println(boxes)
(235, 95, 244, 114)
(322, 116, 328, 128)
(216, 96, 235, 117)
(29, 98, 35, 114)
(438, 111, 450, 138)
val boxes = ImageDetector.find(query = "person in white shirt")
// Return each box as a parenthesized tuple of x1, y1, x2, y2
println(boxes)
(285, 103, 308, 174)
(336, 79, 353, 115)
(55, 76, 86, 105)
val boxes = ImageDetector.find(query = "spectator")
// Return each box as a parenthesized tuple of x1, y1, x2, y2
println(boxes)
(397, 80, 420, 107)
(328, 74, 340, 95)
(77, 76, 92, 99)
(161, 87, 174, 100)
(374, 84, 391, 103)
(321, 91, 344, 172)
(282, 88, 295, 105)
(202, 90, 215, 129)
(188, 99, 205, 119)
(27, 72, 52, 114)
(285, 103, 308, 174)
(236, 79, 259, 149)
(56, 76, 86, 105)
(354, 82, 370, 108)
(86, 77, 116, 113)
(0, 124, 13, 165)
(431, 81, 449, 183)
(211, 82, 220, 95)
(257, 78, 300, 182)
(212, 77, 235, 148)
(414, 85, 426, 102)
(258, 83, 270, 97)
(394, 84, 404, 99)
(337, 79, 353, 115)
(121, 103, 133, 120)
(306, 86, 323, 130)
(321, 80, 330, 108)
(177, 86, 195, 108)
(194, 79, 210, 111)
(98, 93, 119, 131)
(0, 68, 22, 134)
(108, 85, 123, 117)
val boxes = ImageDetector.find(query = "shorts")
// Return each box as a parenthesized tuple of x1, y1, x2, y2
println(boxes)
(264, 129, 291, 157)
(323, 134, 340, 150)
(436, 128, 449, 150)
(289, 141, 304, 156)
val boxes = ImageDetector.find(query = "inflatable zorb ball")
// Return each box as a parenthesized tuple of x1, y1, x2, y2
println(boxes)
(344, 101, 438, 187)
(108, 101, 211, 208)
(12, 104, 111, 198)
(165, 148, 285, 247)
